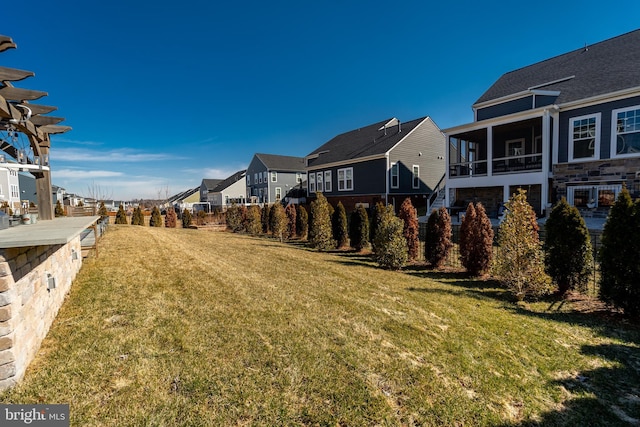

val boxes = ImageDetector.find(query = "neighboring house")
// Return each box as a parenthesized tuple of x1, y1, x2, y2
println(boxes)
(246, 153, 306, 204)
(18, 172, 37, 206)
(200, 178, 223, 206)
(168, 187, 200, 212)
(443, 29, 640, 220)
(51, 185, 66, 206)
(305, 117, 446, 212)
(0, 165, 21, 213)
(207, 170, 247, 210)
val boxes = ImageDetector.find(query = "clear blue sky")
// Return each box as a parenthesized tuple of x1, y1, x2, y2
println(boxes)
(3, 0, 639, 200)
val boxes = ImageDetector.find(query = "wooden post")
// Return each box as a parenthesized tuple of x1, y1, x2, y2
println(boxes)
(36, 140, 54, 220)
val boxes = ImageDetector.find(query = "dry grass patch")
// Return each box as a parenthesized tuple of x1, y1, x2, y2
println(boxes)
(1, 226, 639, 426)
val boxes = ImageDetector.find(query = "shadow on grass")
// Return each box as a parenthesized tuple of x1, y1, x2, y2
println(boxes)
(496, 342, 640, 426)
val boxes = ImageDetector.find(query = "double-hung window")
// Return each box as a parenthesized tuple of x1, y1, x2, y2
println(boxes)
(263, 171, 268, 183)
(10, 185, 18, 199)
(569, 113, 600, 161)
(296, 172, 302, 183)
(612, 105, 640, 157)
(309, 173, 316, 193)
(337, 167, 353, 191)
(390, 163, 399, 189)
(412, 165, 420, 189)
(316, 172, 323, 193)
(247, 175, 251, 185)
(324, 171, 332, 192)
(271, 171, 277, 182)
(275, 187, 282, 200)
(254, 173, 259, 184)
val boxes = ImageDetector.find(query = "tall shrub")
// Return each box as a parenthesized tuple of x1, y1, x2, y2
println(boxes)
(369, 202, 386, 251)
(544, 198, 593, 296)
(309, 192, 334, 250)
(285, 204, 297, 239)
(459, 203, 494, 276)
(493, 189, 551, 300)
(226, 203, 245, 232)
(115, 204, 128, 224)
(182, 209, 193, 228)
(373, 206, 408, 270)
(332, 202, 349, 248)
(424, 207, 453, 268)
(165, 207, 178, 228)
(131, 206, 144, 226)
(261, 204, 270, 234)
(297, 205, 309, 241)
(349, 206, 370, 252)
(398, 198, 420, 261)
(149, 206, 163, 227)
(98, 201, 108, 220)
(599, 187, 640, 316)
(269, 203, 287, 241)
(55, 200, 65, 217)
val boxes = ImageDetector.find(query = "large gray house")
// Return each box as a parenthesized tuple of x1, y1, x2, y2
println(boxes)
(245, 153, 307, 204)
(444, 29, 640, 219)
(305, 116, 446, 212)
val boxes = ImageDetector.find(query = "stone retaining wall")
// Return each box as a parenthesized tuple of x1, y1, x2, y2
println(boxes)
(0, 237, 83, 389)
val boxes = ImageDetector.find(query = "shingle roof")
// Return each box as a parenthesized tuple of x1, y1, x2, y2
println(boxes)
(475, 29, 640, 106)
(255, 153, 306, 172)
(202, 179, 223, 191)
(306, 117, 426, 167)
(168, 187, 199, 203)
(211, 170, 246, 192)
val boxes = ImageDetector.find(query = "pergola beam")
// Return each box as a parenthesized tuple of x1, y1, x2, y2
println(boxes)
(0, 66, 34, 82)
(0, 36, 16, 53)
(29, 115, 64, 126)
(0, 86, 48, 102)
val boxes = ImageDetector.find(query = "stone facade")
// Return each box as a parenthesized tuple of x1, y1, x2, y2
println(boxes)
(553, 158, 640, 200)
(0, 238, 83, 389)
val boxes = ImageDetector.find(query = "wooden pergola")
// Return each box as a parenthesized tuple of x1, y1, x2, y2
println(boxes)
(0, 35, 70, 220)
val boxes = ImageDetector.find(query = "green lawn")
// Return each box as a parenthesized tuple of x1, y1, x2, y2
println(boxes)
(1, 226, 639, 426)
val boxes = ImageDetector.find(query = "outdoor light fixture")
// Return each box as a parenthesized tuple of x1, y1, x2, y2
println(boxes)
(45, 273, 56, 290)
(71, 249, 79, 261)
(17, 149, 26, 164)
(0, 154, 4, 163)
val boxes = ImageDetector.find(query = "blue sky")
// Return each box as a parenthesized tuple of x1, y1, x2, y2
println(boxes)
(3, 1, 639, 200)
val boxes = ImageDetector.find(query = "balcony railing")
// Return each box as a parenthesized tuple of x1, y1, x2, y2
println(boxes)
(492, 153, 542, 174)
(449, 160, 488, 177)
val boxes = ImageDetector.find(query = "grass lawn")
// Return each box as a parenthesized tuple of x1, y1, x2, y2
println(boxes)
(1, 226, 639, 426)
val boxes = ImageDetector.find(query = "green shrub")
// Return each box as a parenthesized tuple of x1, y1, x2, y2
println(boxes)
(349, 206, 369, 252)
(373, 206, 407, 270)
(297, 205, 309, 241)
(369, 202, 385, 252)
(98, 201, 108, 220)
(269, 203, 287, 242)
(261, 204, 270, 234)
(115, 204, 128, 224)
(285, 204, 297, 239)
(245, 205, 262, 235)
(459, 203, 494, 276)
(149, 207, 163, 227)
(424, 207, 453, 268)
(226, 203, 245, 232)
(55, 200, 65, 217)
(131, 206, 144, 226)
(309, 192, 334, 251)
(544, 198, 593, 296)
(599, 187, 640, 316)
(182, 209, 193, 228)
(494, 189, 551, 300)
(398, 198, 419, 261)
(332, 202, 349, 248)
(165, 207, 178, 228)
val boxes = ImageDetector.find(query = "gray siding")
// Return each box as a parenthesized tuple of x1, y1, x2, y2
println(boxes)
(388, 118, 445, 194)
(246, 155, 306, 202)
(310, 158, 387, 196)
(477, 96, 534, 121)
(557, 95, 640, 163)
(534, 94, 558, 108)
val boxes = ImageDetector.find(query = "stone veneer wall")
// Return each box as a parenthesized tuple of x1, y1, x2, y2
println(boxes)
(553, 158, 640, 200)
(0, 237, 83, 389)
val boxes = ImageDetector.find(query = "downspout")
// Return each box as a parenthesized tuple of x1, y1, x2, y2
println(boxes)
(385, 153, 390, 205)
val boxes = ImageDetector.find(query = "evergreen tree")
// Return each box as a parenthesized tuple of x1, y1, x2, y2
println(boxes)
(373, 206, 408, 269)
(131, 206, 144, 226)
(115, 204, 128, 224)
(226, 203, 245, 232)
(309, 192, 334, 250)
(424, 207, 453, 268)
(459, 203, 494, 276)
(269, 203, 287, 242)
(55, 200, 65, 217)
(261, 204, 270, 234)
(398, 198, 420, 261)
(369, 202, 386, 251)
(494, 188, 551, 300)
(599, 188, 640, 316)
(349, 206, 370, 252)
(245, 205, 262, 235)
(297, 205, 309, 241)
(165, 207, 178, 228)
(97, 201, 108, 221)
(285, 204, 297, 239)
(149, 206, 163, 227)
(182, 209, 193, 228)
(544, 198, 593, 296)
(332, 201, 349, 248)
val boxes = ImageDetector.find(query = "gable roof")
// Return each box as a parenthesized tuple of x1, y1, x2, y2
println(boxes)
(168, 187, 199, 203)
(475, 29, 640, 107)
(306, 117, 427, 167)
(201, 178, 223, 191)
(212, 170, 246, 192)
(254, 153, 306, 172)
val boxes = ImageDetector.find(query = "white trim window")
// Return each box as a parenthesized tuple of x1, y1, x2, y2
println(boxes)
(309, 173, 316, 193)
(569, 113, 600, 161)
(412, 165, 420, 189)
(247, 175, 251, 185)
(316, 172, 323, 193)
(390, 163, 399, 189)
(337, 167, 353, 191)
(259, 173, 263, 184)
(296, 172, 302, 183)
(324, 170, 332, 192)
(263, 171, 268, 183)
(275, 187, 282, 200)
(271, 171, 277, 182)
(567, 184, 621, 208)
(612, 105, 640, 157)
(254, 173, 259, 184)
(10, 184, 18, 199)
